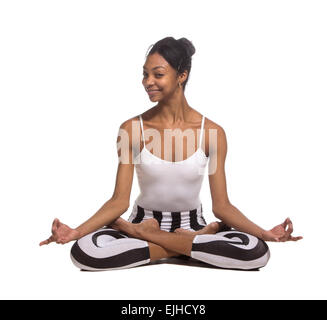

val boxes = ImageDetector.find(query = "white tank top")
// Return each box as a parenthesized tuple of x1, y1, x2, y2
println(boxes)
(134, 114, 209, 212)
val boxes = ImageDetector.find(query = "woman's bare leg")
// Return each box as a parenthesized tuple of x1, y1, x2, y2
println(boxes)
(175, 222, 219, 235)
(147, 242, 181, 261)
(109, 218, 230, 259)
(110, 218, 196, 256)
(109, 219, 182, 261)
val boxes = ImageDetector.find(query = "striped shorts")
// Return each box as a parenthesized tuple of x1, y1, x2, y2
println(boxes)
(70, 203, 270, 271)
(127, 202, 207, 232)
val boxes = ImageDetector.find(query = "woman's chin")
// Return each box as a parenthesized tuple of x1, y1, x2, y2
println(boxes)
(147, 91, 163, 101)
(149, 96, 159, 101)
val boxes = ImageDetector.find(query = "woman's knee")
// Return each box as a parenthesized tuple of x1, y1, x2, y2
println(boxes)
(228, 233, 270, 269)
(191, 231, 270, 270)
(70, 238, 97, 270)
(241, 238, 270, 270)
(70, 231, 151, 271)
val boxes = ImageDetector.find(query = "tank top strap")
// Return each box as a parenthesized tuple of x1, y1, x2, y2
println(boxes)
(139, 114, 145, 142)
(199, 115, 205, 148)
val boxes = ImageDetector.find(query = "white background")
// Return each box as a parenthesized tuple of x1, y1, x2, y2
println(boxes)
(0, 0, 326, 300)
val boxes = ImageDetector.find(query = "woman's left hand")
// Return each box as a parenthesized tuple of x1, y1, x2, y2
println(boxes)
(262, 217, 303, 242)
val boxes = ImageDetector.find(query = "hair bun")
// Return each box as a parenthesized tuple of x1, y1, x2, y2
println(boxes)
(178, 38, 196, 57)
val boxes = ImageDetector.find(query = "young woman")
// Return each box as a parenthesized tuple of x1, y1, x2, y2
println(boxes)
(40, 37, 302, 271)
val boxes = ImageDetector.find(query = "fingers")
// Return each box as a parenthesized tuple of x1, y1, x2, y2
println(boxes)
(39, 240, 48, 246)
(275, 218, 290, 242)
(281, 217, 289, 229)
(285, 218, 293, 237)
(39, 235, 68, 246)
(281, 217, 303, 242)
(52, 218, 59, 234)
(40, 218, 61, 246)
(290, 235, 303, 241)
(39, 235, 54, 246)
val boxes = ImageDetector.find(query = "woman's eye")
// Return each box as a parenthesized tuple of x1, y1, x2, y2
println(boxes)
(143, 74, 163, 77)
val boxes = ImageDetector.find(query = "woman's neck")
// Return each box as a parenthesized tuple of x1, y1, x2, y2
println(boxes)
(155, 94, 193, 125)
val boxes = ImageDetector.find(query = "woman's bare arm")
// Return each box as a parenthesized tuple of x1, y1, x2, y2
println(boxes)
(40, 118, 136, 245)
(207, 123, 267, 239)
(75, 118, 136, 238)
(75, 165, 133, 239)
(207, 122, 302, 242)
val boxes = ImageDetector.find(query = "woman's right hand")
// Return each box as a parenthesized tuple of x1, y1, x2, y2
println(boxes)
(39, 218, 80, 246)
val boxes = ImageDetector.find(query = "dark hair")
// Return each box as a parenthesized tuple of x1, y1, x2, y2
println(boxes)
(145, 36, 196, 91)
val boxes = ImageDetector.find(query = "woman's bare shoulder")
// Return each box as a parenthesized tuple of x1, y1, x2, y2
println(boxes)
(204, 116, 226, 135)
(203, 116, 228, 157)
(119, 106, 156, 130)
(119, 115, 139, 131)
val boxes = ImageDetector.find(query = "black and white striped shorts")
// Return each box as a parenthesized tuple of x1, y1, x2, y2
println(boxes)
(70, 203, 270, 271)
(127, 202, 207, 232)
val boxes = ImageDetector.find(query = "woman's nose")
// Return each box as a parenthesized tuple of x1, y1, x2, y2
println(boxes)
(143, 76, 155, 87)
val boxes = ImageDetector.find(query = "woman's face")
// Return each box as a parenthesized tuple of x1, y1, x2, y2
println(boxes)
(142, 53, 184, 102)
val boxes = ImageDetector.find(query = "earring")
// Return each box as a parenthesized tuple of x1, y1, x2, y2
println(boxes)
(178, 82, 182, 88)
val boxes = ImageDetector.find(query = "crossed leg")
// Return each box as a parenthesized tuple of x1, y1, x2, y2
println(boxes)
(70, 218, 269, 271)
(70, 218, 222, 271)
(110, 217, 270, 270)
(110, 217, 224, 259)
